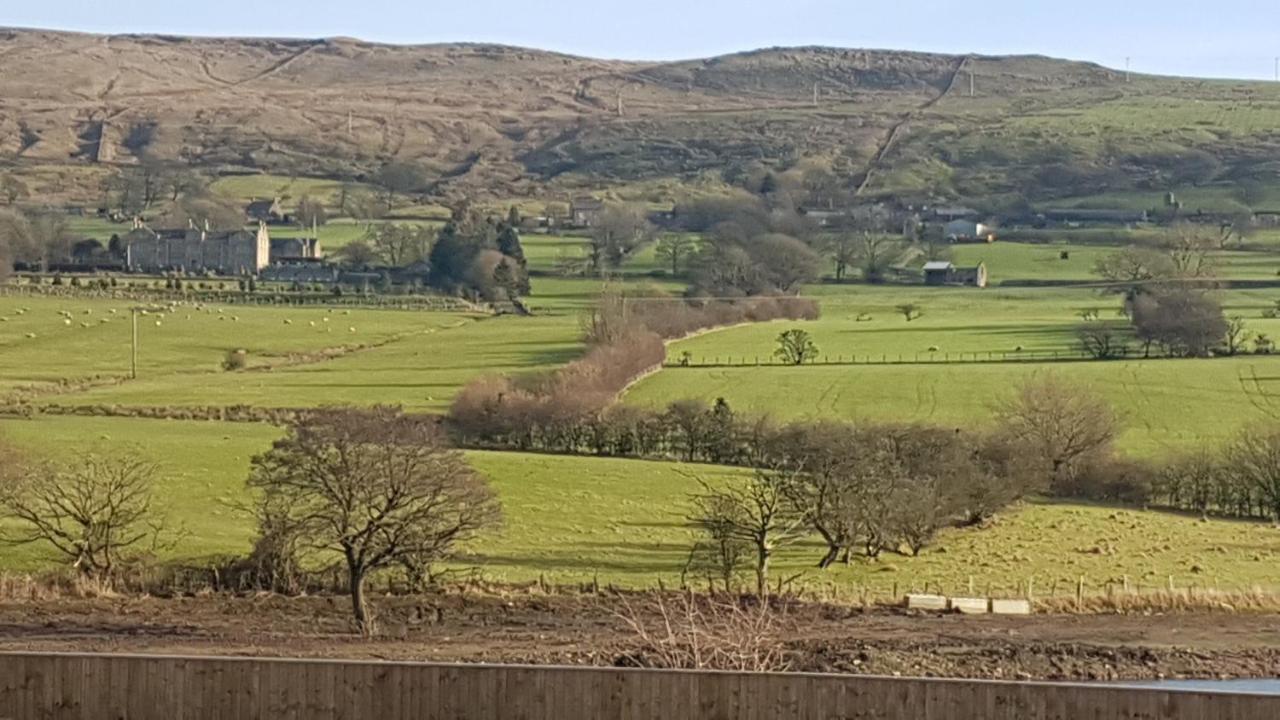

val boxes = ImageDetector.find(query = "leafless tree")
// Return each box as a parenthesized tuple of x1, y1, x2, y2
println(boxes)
(1092, 245, 1173, 290)
(857, 233, 907, 282)
(1076, 323, 1129, 359)
(0, 209, 74, 269)
(654, 234, 697, 276)
(590, 203, 653, 270)
(248, 407, 502, 635)
(689, 466, 808, 599)
(1224, 316, 1249, 356)
(614, 592, 792, 671)
(994, 374, 1118, 490)
(0, 451, 168, 578)
(295, 195, 328, 228)
(364, 223, 434, 266)
(1163, 223, 1218, 281)
(1224, 428, 1280, 520)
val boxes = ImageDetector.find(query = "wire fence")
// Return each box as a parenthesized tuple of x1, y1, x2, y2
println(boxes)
(665, 349, 1280, 368)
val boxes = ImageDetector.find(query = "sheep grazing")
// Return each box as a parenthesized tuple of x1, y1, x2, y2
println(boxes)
(322, 317, 329, 323)
(348, 327, 356, 333)
(309, 321, 316, 327)
(80, 322, 91, 328)
(63, 319, 72, 326)
(83, 309, 92, 315)
(927, 345, 940, 352)
(0, 317, 7, 323)
(24, 333, 35, 339)
(108, 309, 117, 314)
(284, 319, 293, 325)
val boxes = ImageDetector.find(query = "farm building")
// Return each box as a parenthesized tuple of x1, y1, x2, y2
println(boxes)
(931, 206, 980, 222)
(245, 198, 286, 224)
(124, 220, 271, 275)
(944, 220, 995, 242)
(570, 197, 605, 227)
(270, 236, 323, 261)
(923, 261, 988, 288)
(1040, 208, 1148, 225)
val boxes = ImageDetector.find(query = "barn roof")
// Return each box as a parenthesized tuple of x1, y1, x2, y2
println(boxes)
(922, 261, 955, 271)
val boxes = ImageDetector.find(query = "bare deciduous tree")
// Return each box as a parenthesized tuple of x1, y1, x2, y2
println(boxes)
(248, 407, 502, 635)
(689, 466, 807, 599)
(0, 451, 168, 578)
(994, 375, 1118, 489)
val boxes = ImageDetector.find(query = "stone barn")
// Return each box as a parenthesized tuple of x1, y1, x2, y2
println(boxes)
(923, 261, 988, 288)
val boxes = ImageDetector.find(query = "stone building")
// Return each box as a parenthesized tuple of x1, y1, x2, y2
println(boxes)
(124, 220, 271, 275)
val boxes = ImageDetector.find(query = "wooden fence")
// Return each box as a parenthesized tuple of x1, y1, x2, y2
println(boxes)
(0, 652, 1276, 719)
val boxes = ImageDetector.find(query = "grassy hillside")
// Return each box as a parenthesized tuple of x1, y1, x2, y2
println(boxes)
(5, 29, 1280, 208)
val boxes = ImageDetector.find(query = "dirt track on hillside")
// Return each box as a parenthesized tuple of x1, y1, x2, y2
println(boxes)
(0, 594, 1276, 681)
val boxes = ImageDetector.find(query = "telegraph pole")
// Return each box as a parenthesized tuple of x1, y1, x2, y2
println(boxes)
(130, 308, 138, 379)
(1125, 57, 1131, 82)
(969, 70, 975, 97)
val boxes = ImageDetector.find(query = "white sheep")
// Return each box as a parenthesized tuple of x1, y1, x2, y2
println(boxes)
(24, 333, 35, 339)
(63, 319, 72, 326)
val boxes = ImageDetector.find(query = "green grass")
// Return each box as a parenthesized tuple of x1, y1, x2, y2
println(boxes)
(209, 174, 368, 206)
(1, 276, 673, 410)
(3, 416, 1279, 595)
(0, 295, 478, 395)
(626, 285, 1280, 454)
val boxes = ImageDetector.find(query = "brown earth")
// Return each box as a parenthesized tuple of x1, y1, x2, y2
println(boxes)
(0, 593, 1276, 681)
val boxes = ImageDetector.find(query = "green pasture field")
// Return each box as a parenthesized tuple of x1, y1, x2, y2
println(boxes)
(0, 277, 673, 411)
(2, 416, 1279, 596)
(625, 285, 1280, 454)
(0, 295, 479, 395)
(209, 174, 365, 206)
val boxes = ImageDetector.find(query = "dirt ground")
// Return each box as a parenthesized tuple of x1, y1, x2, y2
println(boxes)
(0, 593, 1277, 681)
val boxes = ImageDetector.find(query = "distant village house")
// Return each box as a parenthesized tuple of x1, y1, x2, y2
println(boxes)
(245, 198, 286, 224)
(570, 197, 604, 227)
(944, 220, 995, 243)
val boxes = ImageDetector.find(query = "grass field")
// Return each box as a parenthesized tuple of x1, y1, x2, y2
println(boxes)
(625, 285, 1280, 454)
(3, 416, 1278, 597)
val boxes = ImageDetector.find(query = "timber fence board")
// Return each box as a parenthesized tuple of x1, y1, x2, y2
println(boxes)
(0, 652, 1276, 719)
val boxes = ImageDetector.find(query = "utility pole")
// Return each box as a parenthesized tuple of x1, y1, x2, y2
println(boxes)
(347, 110, 353, 136)
(1125, 57, 1131, 83)
(969, 70, 975, 97)
(130, 308, 138, 379)
(812, 82, 819, 107)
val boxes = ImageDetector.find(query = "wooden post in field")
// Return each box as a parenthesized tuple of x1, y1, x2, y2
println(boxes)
(130, 308, 138, 379)
(1076, 576, 1085, 607)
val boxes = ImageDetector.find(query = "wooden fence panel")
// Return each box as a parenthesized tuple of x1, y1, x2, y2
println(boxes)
(0, 652, 1276, 720)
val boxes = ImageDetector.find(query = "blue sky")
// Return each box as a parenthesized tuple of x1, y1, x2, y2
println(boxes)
(6, 0, 1280, 80)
